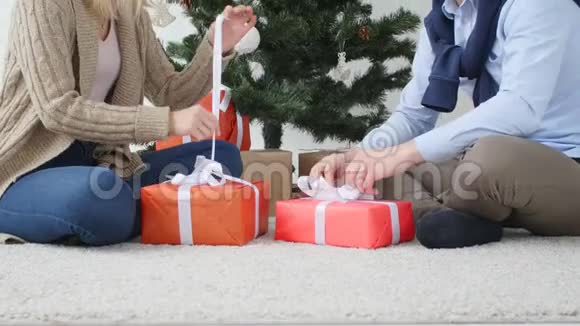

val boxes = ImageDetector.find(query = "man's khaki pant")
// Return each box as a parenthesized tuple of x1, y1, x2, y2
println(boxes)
(379, 136, 580, 236)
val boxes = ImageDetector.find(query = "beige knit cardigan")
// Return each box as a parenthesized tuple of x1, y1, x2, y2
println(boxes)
(0, 0, 232, 198)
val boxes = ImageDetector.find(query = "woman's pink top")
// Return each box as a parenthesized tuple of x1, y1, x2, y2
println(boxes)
(89, 20, 121, 103)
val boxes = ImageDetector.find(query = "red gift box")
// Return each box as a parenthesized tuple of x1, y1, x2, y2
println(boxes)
(276, 199, 415, 249)
(156, 86, 251, 151)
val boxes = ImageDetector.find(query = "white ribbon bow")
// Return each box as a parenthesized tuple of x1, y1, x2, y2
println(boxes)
(170, 156, 261, 245)
(296, 176, 371, 202)
(296, 176, 401, 246)
(171, 156, 226, 188)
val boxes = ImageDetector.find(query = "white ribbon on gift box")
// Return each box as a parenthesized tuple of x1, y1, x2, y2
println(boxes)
(182, 135, 192, 144)
(213, 85, 245, 149)
(297, 177, 401, 246)
(180, 85, 246, 149)
(235, 111, 244, 149)
(170, 156, 261, 245)
(180, 85, 231, 144)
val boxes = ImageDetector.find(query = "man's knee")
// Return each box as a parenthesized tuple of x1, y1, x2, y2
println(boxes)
(459, 136, 523, 191)
(443, 137, 520, 220)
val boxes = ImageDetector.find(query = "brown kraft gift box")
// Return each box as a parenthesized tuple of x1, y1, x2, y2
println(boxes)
(298, 149, 393, 200)
(241, 150, 293, 216)
(298, 150, 348, 177)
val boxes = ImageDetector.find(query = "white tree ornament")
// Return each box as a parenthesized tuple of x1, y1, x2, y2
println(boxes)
(235, 27, 261, 55)
(330, 52, 352, 83)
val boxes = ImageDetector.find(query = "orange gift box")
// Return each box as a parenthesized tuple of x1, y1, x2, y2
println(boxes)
(141, 180, 269, 246)
(275, 199, 415, 249)
(156, 86, 251, 151)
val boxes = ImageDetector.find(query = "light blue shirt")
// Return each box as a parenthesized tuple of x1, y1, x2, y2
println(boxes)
(361, 0, 580, 162)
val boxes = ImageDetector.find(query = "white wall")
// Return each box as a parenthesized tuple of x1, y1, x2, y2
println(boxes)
(0, 0, 472, 154)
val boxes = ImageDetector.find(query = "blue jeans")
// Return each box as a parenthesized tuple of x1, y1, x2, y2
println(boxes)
(0, 141, 242, 246)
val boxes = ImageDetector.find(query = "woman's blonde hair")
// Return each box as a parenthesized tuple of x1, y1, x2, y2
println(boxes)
(91, 0, 146, 19)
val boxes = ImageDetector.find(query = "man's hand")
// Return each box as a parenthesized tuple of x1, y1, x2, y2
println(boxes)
(209, 5, 258, 54)
(309, 149, 362, 186)
(344, 142, 424, 193)
(169, 105, 220, 140)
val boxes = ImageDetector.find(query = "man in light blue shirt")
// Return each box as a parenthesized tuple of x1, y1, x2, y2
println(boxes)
(311, 0, 580, 248)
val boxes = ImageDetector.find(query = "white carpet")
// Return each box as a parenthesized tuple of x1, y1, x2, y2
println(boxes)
(1, 226, 580, 325)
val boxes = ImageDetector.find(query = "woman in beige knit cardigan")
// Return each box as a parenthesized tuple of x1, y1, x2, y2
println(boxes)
(0, 0, 257, 245)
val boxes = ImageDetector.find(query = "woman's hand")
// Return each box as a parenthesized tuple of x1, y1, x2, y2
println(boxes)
(344, 142, 425, 194)
(169, 105, 220, 140)
(209, 5, 258, 54)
